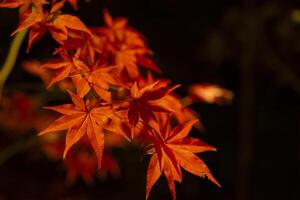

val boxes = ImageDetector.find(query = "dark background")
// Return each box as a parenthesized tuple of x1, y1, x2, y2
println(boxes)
(0, 0, 300, 199)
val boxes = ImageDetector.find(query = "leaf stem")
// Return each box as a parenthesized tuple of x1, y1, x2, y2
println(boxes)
(0, 29, 28, 98)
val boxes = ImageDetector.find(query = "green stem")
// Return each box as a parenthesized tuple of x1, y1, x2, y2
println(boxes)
(0, 29, 28, 98)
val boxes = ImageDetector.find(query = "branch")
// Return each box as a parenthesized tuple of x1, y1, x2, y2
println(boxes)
(0, 29, 28, 98)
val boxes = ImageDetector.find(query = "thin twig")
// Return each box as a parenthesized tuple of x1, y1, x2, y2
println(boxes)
(0, 29, 28, 98)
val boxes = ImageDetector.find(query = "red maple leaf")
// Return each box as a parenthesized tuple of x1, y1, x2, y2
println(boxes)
(51, 0, 78, 10)
(11, 1, 91, 51)
(121, 81, 178, 127)
(39, 90, 118, 167)
(145, 119, 221, 200)
(71, 64, 121, 101)
(41, 51, 88, 88)
(97, 9, 160, 80)
(0, 0, 47, 12)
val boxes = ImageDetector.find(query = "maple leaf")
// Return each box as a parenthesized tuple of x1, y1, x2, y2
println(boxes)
(145, 119, 221, 200)
(12, 9, 45, 34)
(11, 1, 91, 51)
(102, 9, 150, 49)
(114, 47, 160, 79)
(41, 51, 88, 88)
(39, 90, 117, 167)
(40, 132, 122, 184)
(0, 92, 33, 130)
(66, 0, 78, 10)
(136, 74, 200, 128)
(22, 59, 51, 84)
(102, 8, 129, 43)
(55, 28, 107, 65)
(71, 64, 121, 101)
(22, 59, 74, 90)
(65, 148, 121, 184)
(98, 151, 121, 178)
(115, 48, 140, 79)
(188, 83, 234, 105)
(0, 92, 58, 132)
(136, 55, 161, 74)
(112, 39, 159, 80)
(49, 14, 92, 42)
(121, 81, 178, 127)
(51, 0, 78, 10)
(158, 94, 203, 130)
(0, 0, 47, 14)
(0, 0, 29, 8)
(65, 149, 97, 184)
(99, 9, 161, 80)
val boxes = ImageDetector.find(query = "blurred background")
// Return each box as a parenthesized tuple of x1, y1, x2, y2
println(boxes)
(0, 0, 299, 199)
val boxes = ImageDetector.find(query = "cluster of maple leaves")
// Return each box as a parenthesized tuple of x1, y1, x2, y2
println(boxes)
(0, 0, 221, 199)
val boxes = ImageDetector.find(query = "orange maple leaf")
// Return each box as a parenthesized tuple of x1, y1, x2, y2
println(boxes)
(41, 51, 88, 88)
(51, 0, 78, 10)
(98, 9, 160, 80)
(71, 64, 121, 101)
(136, 74, 200, 128)
(145, 119, 221, 200)
(65, 148, 121, 184)
(121, 81, 178, 127)
(102, 8, 130, 43)
(22, 59, 51, 84)
(0, 0, 47, 13)
(65, 149, 97, 184)
(39, 90, 116, 167)
(22, 59, 74, 90)
(188, 83, 234, 105)
(0, 0, 31, 8)
(115, 48, 140, 79)
(101, 9, 150, 50)
(11, 1, 91, 51)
